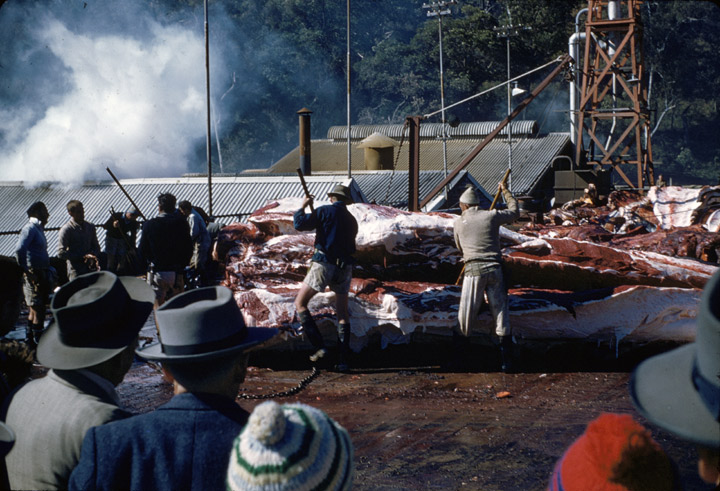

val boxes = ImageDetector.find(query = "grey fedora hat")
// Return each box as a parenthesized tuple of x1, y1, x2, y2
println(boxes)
(37, 271, 154, 370)
(0, 421, 15, 458)
(327, 184, 353, 203)
(136, 286, 278, 362)
(630, 268, 720, 449)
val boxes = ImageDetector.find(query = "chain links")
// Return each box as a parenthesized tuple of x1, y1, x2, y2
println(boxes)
(237, 367, 320, 400)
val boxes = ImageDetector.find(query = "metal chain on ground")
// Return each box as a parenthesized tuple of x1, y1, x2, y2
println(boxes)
(382, 120, 410, 205)
(237, 366, 320, 400)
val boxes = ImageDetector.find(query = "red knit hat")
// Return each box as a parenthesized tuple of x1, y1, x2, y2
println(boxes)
(548, 413, 677, 491)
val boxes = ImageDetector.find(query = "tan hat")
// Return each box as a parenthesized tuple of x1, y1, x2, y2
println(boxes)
(328, 184, 353, 203)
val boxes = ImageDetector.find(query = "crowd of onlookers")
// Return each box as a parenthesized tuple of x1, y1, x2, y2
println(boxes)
(1, 193, 718, 489)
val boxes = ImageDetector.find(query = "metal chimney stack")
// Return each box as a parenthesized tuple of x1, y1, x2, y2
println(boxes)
(298, 108, 313, 176)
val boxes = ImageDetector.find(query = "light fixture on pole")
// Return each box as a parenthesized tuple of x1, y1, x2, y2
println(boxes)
(511, 81, 526, 97)
(423, 0, 457, 203)
(494, 7, 530, 194)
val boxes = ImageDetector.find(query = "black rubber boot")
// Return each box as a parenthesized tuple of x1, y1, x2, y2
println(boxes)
(336, 323, 352, 372)
(25, 325, 36, 350)
(297, 310, 326, 362)
(25, 323, 43, 350)
(500, 336, 515, 373)
(444, 331, 471, 372)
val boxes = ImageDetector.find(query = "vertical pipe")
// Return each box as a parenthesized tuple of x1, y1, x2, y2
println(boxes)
(407, 116, 421, 212)
(298, 108, 312, 176)
(438, 14, 448, 201)
(346, 0, 352, 179)
(506, 34, 513, 193)
(204, 0, 213, 215)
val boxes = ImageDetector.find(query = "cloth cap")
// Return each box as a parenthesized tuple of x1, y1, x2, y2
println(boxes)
(630, 268, 720, 449)
(227, 401, 354, 491)
(136, 286, 277, 363)
(37, 272, 154, 370)
(327, 185, 353, 203)
(459, 187, 480, 205)
(548, 413, 677, 491)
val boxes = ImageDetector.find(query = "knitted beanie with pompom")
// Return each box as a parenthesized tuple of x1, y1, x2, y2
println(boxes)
(227, 401, 354, 491)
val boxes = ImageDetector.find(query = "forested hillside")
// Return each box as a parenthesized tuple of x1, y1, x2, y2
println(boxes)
(2, 0, 718, 184)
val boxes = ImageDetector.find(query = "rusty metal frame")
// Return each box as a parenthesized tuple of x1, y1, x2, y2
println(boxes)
(574, 0, 653, 190)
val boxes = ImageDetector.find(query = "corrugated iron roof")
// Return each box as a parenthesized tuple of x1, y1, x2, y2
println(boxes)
(352, 170, 490, 210)
(326, 121, 539, 140)
(0, 175, 363, 259)
(269, 132, 571, 198)
(0, 172, 484, 259)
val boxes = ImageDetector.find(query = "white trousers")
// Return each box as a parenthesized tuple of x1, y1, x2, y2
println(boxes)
(458, 267, 510, 337)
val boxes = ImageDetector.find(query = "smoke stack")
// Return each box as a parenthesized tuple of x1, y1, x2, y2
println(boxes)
(298, 108, 312, 176)
(357, 132, 398, 170)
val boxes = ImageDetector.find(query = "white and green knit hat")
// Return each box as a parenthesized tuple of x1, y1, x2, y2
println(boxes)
(227, 401, 355, 491)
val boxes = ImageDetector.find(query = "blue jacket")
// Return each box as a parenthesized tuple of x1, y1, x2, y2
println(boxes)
(293, 201, 358, 263)
(14, 218, 49, 272)
(68, 393, 250, 491)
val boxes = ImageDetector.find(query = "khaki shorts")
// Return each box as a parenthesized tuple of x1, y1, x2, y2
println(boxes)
(147, 271, 184, 305)
(303, 261, 352, 294)
(22, 269, 51, 310)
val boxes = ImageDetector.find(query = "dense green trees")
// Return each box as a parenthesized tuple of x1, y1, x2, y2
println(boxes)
(187, 0, 718, 185)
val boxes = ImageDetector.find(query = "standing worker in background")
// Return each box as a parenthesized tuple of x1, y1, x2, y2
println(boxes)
(453, 182, 519, 372)
(102, 207, 141, 276)
(293, 184, 358, 371)
(140, 193, 193, 308)
(178, 200, 211, 286)
(14, 201, 54, 348)
(58, 200, 101, 281)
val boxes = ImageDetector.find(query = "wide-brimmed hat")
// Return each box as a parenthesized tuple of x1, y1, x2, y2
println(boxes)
(459, 187, 480, 205)
(227, 401, 354, 491)
(0, 421, 15, 458)
(37, 272, 154, 370)
(630, 268, 720, 449)
(136, 286, 278, 363)
(327, 184, 353, 203)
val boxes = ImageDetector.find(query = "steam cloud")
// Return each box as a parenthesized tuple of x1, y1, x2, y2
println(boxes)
(0, 1, 223, 185)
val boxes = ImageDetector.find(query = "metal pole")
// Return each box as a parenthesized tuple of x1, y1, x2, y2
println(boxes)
(423, 1, 455, 202)
(419, 55, 572, 209)
(204, 0, 213, 215)
(506, 33, 513, 193)
(346, 0, 352, 179)
(438, 14, 448, 201)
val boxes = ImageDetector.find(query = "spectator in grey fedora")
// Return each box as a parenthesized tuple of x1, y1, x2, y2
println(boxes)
(630, 268, 720, 487)
(69, 286, 278, 491)
(4, 272, 154, 490)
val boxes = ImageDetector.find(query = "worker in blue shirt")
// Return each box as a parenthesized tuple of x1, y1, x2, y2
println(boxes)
(293, 184, 358, 371)
(14, 201, 54, 347)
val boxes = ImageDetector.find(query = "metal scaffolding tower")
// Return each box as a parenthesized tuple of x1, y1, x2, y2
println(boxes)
(575, 0, 654, 190)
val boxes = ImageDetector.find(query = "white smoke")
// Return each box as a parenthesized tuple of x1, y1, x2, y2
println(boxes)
(0, 4, 214, 185)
